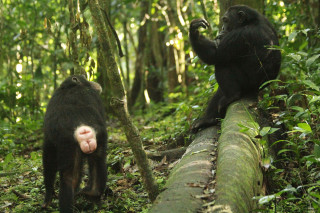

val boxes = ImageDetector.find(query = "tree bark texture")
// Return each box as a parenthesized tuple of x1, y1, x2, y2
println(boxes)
(212, 98, 264, 213)
(150, 126, 219, 213)
(68, 0, 84, 75)
(129, 0, 149, 107)
(88, 0, 159, 201)
(146, 17, 165, 103)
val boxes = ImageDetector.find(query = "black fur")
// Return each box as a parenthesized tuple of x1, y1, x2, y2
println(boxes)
(42, 75, 107, 213)
(189, 5, 281, 132)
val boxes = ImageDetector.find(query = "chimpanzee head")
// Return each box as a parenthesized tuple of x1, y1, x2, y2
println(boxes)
(221, 5, 260, 32)
(60, 75, 102, 94)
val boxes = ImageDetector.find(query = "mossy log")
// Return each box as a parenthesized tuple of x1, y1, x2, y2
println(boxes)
(212, 98, 264, 213)
(150, 98, 264, 212)
(149, 126, 219, 213)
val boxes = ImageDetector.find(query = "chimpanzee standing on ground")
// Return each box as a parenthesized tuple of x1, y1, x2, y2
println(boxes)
(189, 5, 281, 133)
(42, 75, 107, 213)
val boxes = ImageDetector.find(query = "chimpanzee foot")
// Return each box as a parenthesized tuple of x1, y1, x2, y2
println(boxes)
(74, 125, 97, 154)
(41, 192, 55, 209)
(191, 117, 218, 133)
(78, 187, 102, 201)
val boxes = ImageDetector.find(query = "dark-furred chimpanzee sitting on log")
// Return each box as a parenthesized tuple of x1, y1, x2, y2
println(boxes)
(189, 5, 281, 133)
(42, 75, 107, 213)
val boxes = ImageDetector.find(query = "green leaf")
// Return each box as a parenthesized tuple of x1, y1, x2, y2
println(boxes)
(209, 74, 215, 82)
(297, 123, 312, 133)
(309, 96, 320, 105)
(269, 128, 280, 134)
(191, 56, 199, 63)
(259, 79, 281, 89)
(314, 144, 320, 158)
(260, 127, 280, 137)
(288, 53, 301, 61)
(278, 149, 294, 155)
(302, 80, 320, 91)
(260, 127, 271, 137)
(306, 54, 320, 67)
(281, 185, 297, 193)
(238, 123, 249, 132)
(259, 194, 276, 204)
(301, 28, 311, 35)
(290, 106, 304, 112)
(288, 31, 298, 41)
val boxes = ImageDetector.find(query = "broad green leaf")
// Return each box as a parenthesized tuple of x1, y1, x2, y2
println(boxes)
(209, 74, 215, 82)
(259, 195, 276, 204)
(297, 123, 312, 133)
(191, 56, 199, 63)
(302, 80, 320, 91)
(288, 31, 298, 41)
(269, 128, 280, 134)
(260, 127, 271, 137)
(290, 106, 304, 112)
(314, 144, 320, 158)
(288, 53, 301, 61)
(301, 28, 311, 35)
(309, 96, 320, 105)
(306, 54, 320, 67)
(281, 185, 297, 193)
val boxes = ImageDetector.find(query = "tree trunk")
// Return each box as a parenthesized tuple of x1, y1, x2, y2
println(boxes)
(167, 46, 179, 95)
(165, 0, 179, 96)
(149, 126, 219, 213)
(146, 15, 165, 103)
(88, 0, 159, 201)
(68, 0, 85, 75)
(123, 20, 130, 91)
(212, 98, 264, 213)
(97, 43, 112, 113)
(129, 0, 149, 108)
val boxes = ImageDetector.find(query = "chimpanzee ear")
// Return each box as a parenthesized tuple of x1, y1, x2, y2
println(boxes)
(238, 11, 247, 23)
(72, 76, 79, 83)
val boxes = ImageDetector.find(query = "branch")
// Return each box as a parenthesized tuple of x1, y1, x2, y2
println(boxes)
(99, 7, 124, 57)
(88, 0, 159, 201)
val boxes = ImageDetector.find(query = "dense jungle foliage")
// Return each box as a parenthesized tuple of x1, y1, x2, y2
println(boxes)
(0, 0, 320, 212)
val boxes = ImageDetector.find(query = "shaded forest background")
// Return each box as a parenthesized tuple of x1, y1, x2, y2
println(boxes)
(0, 0, 320, 212)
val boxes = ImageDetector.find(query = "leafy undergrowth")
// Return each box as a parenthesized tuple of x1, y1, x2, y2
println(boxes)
(0, 101, 192, 212)
(1, 32, 320, 212)
(253, 29, 320, 211)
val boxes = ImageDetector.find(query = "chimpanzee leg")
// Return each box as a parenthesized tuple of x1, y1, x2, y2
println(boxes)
(42, 142, 57, 208)
(215, 66, 243, 116)
(58, 149, 83, 213)
(191, 88, 224, 133)
(81, 152, 107, 199)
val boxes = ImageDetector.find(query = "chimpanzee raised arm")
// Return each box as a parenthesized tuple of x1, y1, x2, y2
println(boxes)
(42, 75, 107, 213)
(189, 5, 281, 133)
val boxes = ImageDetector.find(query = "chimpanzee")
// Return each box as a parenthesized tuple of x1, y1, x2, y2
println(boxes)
(189, 5, 281, 133)
(42, 75, 107, 212)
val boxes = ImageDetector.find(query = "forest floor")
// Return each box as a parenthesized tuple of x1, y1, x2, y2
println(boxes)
(0, 104, 200, 212)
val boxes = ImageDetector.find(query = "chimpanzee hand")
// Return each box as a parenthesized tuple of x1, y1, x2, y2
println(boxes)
(74, 125, 97, 154)
(191, 117, 218, 133)
(190, 18, 210, 32)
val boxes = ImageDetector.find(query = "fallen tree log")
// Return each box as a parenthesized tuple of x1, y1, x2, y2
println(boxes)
(150, 98, 264, 212)
(211, 98, 264, 212)
(149, 126, 219, 213)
